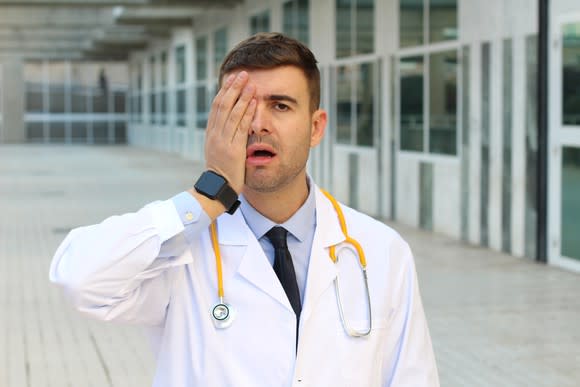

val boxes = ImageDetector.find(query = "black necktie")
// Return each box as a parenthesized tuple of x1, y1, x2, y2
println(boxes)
(266, 226, 302, 347)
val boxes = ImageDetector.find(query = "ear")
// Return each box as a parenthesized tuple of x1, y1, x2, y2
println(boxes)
(309, 109, 327, 148)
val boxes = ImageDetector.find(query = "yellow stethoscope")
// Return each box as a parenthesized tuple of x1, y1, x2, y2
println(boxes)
(209, 189, 372, 337)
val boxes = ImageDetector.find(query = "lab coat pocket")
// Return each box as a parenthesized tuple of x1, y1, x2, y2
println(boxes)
(334, 316, 392, 386)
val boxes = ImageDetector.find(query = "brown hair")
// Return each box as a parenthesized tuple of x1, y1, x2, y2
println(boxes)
(219, 32, 320, 112)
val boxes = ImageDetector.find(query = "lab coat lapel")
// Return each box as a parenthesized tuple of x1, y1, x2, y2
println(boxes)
(300, 188, 345, 321)
(215, 210, 293, 313)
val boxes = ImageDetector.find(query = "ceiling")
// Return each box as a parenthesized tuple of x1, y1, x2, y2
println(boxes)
(0, 0, 241, 61)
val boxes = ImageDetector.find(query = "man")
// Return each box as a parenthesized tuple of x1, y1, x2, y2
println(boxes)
(50, 33, 439, 386)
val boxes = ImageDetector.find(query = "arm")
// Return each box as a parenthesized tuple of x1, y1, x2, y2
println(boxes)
(49, 193, 209, 325)
(50, 71, 256, 326)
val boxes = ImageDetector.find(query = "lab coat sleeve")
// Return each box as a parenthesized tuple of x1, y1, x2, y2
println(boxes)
(384, 240, 440, 387)
(49, 196, 209, 326)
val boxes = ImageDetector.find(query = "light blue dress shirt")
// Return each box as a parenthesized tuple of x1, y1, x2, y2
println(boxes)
(171, 182, 317, 303)
(238, 184, 316, 303)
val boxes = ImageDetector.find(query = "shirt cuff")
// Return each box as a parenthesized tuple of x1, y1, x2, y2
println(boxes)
(170, 191, 212, 242)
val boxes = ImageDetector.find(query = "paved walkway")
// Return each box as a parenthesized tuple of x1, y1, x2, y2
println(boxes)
(1, 145, 579, 387)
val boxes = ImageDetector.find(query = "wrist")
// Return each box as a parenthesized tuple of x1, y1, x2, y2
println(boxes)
(193, 170, 240, 215)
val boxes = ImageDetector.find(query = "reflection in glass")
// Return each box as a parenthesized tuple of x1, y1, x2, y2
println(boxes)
(27, 122, 44, 142)
(159, 91, 167, 125)
(196, 36, 208, 81)
(400, 0, 423, 48)
(502, 39, 513, 253)
(150, 93, 156, 124)
(400, 56, 423, 152)
(563, 22, 580, 126)
(114, 92, 125, 113)
(50, 122, 66, 141)
(214, 29, 227, 77)
(525, 35, 538, 259)
(429, 50, 457, 154)
(250, 10, 270, 35)
(196, 86, 209, 129)
(26, 85, 44, 113)
(114, 122, 127, 144)
(356, 63, 374, 146)
(71, 122, 87, 143)
(356, 0, 374, 55)
(336, 0, 352, 58)
(481, 42, 491, 247)
(49, 85, 66, 114)
(429, 0, 457, 43)
(93, 122, 108, 144)
(175, 46, 186, 84)
(176, 89, 186, 126)
(336, 65, 352, 144)
(562, 147, 580, 260)
(283, 0, 309, 44)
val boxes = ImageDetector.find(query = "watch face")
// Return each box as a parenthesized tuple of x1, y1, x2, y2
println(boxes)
(196, 171, 226, 197)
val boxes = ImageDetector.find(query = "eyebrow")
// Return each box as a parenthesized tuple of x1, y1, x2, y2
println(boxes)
(266, 94, 298, 106)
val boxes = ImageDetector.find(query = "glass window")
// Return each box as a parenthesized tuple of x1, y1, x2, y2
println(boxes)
(250, 10, 271, 35)
(561, 147, 580, 260)
(150, 56, 156, 124)
(196, 86, 209, 128)
(214, 28, 228, 77)
(356, 62, 375, 146)
(400, 0, 457, 48)
(400, 56, 424, 151)
(176, 89, 186, 127)
(400, 0, 423, 48)
(114, 91, 126, 113)
(335, 62, 377, 146)
(336, 0, 374, 58)
(196, 36, 208, 81)
(356, 0, 374, 55)
(160, 52, 167, 87)
(336, 66, 353, 144)
(175, 45, 186, 84)
(563, 22, 580, 126)
(429, 50, 457, 154)
(283, 0, 309, 44)
(429, 0, 457, 43)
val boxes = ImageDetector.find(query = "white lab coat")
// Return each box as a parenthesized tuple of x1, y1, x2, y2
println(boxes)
(50, 187, 439, 387)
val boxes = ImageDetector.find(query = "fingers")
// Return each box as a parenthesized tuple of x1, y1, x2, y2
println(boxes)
(208, 72, 253, 136)
(231, 97, 257, 143)
(206, 73, 235, 130)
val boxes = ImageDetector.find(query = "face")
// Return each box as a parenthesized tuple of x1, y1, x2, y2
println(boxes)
(235, 65, 326, 194)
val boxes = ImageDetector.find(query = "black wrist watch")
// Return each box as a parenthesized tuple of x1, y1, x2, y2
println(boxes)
(194, 171, 240, 215)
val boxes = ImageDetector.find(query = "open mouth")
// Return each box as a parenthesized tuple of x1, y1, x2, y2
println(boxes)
(246, 144, 277, 165)
(251, 149, 275, 158)
(246, 144, 277, 159)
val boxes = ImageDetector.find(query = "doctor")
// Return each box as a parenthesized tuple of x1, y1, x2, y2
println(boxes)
(50, 32, 439, 386)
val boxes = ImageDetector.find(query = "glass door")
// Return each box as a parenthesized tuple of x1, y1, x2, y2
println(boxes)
(549, 17, 580, 271)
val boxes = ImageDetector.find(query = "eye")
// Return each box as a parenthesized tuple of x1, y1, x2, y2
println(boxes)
(274, 103, 290, 112)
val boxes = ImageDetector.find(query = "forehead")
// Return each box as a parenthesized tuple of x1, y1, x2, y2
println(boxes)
(227, 66, 310, 100)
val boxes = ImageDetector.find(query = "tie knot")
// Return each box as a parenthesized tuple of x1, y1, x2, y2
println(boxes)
(266, 226, 288, 250)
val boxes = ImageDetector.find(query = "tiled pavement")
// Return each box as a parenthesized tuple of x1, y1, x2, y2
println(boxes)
(1, 145, 579, 387)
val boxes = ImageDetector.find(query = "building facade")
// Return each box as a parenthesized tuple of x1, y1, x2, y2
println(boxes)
(1, 0, 579, 272)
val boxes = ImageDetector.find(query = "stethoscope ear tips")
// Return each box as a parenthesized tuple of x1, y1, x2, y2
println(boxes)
(211, 303, 235, 329)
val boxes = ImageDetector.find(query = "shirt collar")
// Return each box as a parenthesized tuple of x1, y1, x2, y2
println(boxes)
(239, 177, 316, 242)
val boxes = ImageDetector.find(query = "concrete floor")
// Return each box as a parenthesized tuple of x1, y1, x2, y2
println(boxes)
(1, 144, 579, 386)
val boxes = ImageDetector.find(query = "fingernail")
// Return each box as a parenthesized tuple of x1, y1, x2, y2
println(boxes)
(238, 71, 248, 80)
(226, 74, 235, 84)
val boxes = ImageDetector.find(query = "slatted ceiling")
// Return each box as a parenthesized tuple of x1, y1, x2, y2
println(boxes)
(0, 0, 241, 60)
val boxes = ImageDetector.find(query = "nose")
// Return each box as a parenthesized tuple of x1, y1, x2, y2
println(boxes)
(250, 103, 272, 135)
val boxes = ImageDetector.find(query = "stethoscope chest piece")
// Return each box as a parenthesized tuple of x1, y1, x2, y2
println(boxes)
(211, 302, 235, 329)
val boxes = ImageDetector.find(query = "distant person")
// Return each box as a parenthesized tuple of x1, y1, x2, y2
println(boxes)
(50, 33, 439, 386)
(98, 68, 108, 98)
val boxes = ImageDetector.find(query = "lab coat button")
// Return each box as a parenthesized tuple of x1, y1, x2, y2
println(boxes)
(185, 212, 194, 222)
